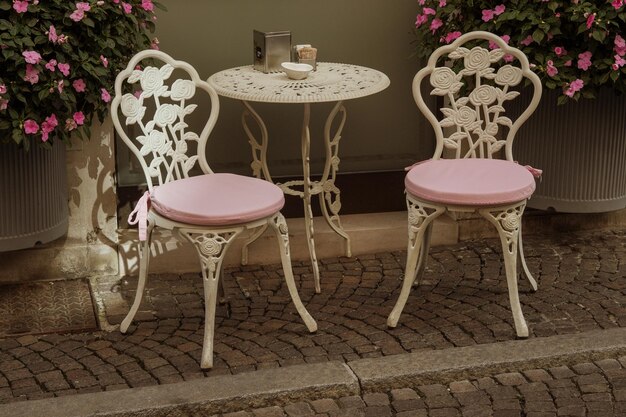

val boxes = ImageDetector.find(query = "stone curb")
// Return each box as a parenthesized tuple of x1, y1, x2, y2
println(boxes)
(349, 327, 626, 391)
(0, 362, 359, 417)
(2, 328, 625, 416)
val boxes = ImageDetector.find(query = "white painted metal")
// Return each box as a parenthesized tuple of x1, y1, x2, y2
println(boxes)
(389, 32, 542, 337)
(209, 63, 389, 291)
(111, 50, 317, 369)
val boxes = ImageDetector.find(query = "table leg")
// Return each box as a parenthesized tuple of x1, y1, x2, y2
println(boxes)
(319, 101, 351, 257)
(301, 103, 321, 293)
(240, 101, 270, 265)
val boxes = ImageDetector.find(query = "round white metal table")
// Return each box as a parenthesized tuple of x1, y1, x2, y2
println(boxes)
(208, 62, 390, 292)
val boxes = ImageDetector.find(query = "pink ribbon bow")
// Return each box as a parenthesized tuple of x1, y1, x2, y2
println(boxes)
(128, 191, 151, 241)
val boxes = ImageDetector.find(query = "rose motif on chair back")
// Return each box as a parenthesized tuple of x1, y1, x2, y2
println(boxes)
(423, 36, 534, 159)
(117, 61, 205, 185)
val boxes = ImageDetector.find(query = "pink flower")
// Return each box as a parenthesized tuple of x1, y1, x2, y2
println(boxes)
(482, 9, 495, 22)
(101, 88, 111, 103)
(494, 4, 506, 15)
(430, 18, 443, 33)
(122, 2, 132, 13)
(612, 0, 623, 10)
(24, 64, 39, 84)
(58, 63, 70, 76)
(438, 0, 446, 6)
(45, 59, 57, 72)
(546, 60, 558, 77)
(70, 9, 85, 22)
(76, 2, 91, 11)
(0, 99, 8, 111)
(133, 90, 143, 98)
(24, 120, 39, 134)
(418, 0, 425, 4)
(444, 31, 462, 44)
(564, 60, 572, 67)
(423, 7, 436, 15)
(22, 50, 42, 64)
(41, 114, 58, 142)
(12, 0, 28, 13)
(613, 54, 626, 70)
(564, 79, 584, 97)
(48, 25, 58, 43)
(73, 111, 85, 125)
(56, 80, 64, 93)
(586, 13, 595, 29)
(503, 54, 514, 63)
(577, 51, 592, 71)
(73, 79, 86, 92)
(554, 46, 567, 57)
(489, 34, 509, 50)
(100, 55, 108, 68)
(150, 37, 160, 50)
(141, 0, 154, 11)
(415, 14, 428, 27)
(0, 84, 6, 94)
(615, 35, 626, 56)
(520, 35, 533, 46)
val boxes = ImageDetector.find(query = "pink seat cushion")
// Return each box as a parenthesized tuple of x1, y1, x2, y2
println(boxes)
(405, 159, 536, 206)
(151, 173, 285, 226)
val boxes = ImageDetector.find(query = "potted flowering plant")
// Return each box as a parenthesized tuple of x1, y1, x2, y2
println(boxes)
(413, 0, 626, 104)
(0, 0, 163, 150)
(0, 0, 163, 252)
(412, 0, 626, 213)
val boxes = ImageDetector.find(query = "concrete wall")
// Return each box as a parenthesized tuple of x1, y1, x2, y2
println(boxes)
(148, 0, 433, 178)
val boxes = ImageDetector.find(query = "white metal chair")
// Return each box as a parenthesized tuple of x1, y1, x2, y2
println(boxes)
(387, 31, 543, 337)
(111, 50, 317, 369)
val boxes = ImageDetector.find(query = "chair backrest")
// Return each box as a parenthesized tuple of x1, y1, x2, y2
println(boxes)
(413, 31, 542, 161)
(111, 50, 219, 191)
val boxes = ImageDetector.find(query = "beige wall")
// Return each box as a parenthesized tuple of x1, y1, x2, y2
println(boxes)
(154, 0, 434, 177)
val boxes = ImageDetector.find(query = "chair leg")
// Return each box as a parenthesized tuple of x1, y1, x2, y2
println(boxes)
(181, 229, 241, 369)
(241, 224, 268, 266)
(413, 222, 434, 286)
(518, 222, 538, 292)
(388, 197, 444, 328)
(479, 203, 529, 338)
(269, 214, 317, 333)
(120, 220, 155, 334)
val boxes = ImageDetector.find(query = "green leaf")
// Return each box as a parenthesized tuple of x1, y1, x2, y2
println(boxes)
(0, 1, 11, 11)
(38, 89, 49, 101)
(532, 29, 544, 43)
(592, 30, 606, 42)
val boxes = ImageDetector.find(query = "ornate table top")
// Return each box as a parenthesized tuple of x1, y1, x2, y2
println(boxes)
(208, 62, 390, 103)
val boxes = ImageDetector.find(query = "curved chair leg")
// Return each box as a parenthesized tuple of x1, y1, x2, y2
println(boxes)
(269, 213, 317, 333)
(413, 222, 434, 286)
(241, 224, 268, 266)
(388, 197, 444, 328)
(120, 220, 155, 334)
(181, 229, 241, 369)
(518, 222, 538, 291)
(480, 203, 529, 338)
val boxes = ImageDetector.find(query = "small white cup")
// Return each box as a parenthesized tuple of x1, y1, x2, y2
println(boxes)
(281, 62, 313, 80)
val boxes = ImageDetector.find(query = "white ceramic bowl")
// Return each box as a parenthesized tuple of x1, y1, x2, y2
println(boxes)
(281, 62, 313, 80)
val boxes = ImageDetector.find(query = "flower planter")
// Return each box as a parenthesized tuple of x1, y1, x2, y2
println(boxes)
(0, 142, 68, 252)
(512, 89, 626, 213)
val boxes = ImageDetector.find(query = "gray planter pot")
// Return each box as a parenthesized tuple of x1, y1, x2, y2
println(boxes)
(0, 142, 68, 252)
(513, 89, 626, 213)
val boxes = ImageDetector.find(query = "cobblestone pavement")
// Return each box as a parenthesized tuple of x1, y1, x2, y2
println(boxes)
(212, 356, 626, 417)
(0, 229, 625, 403)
